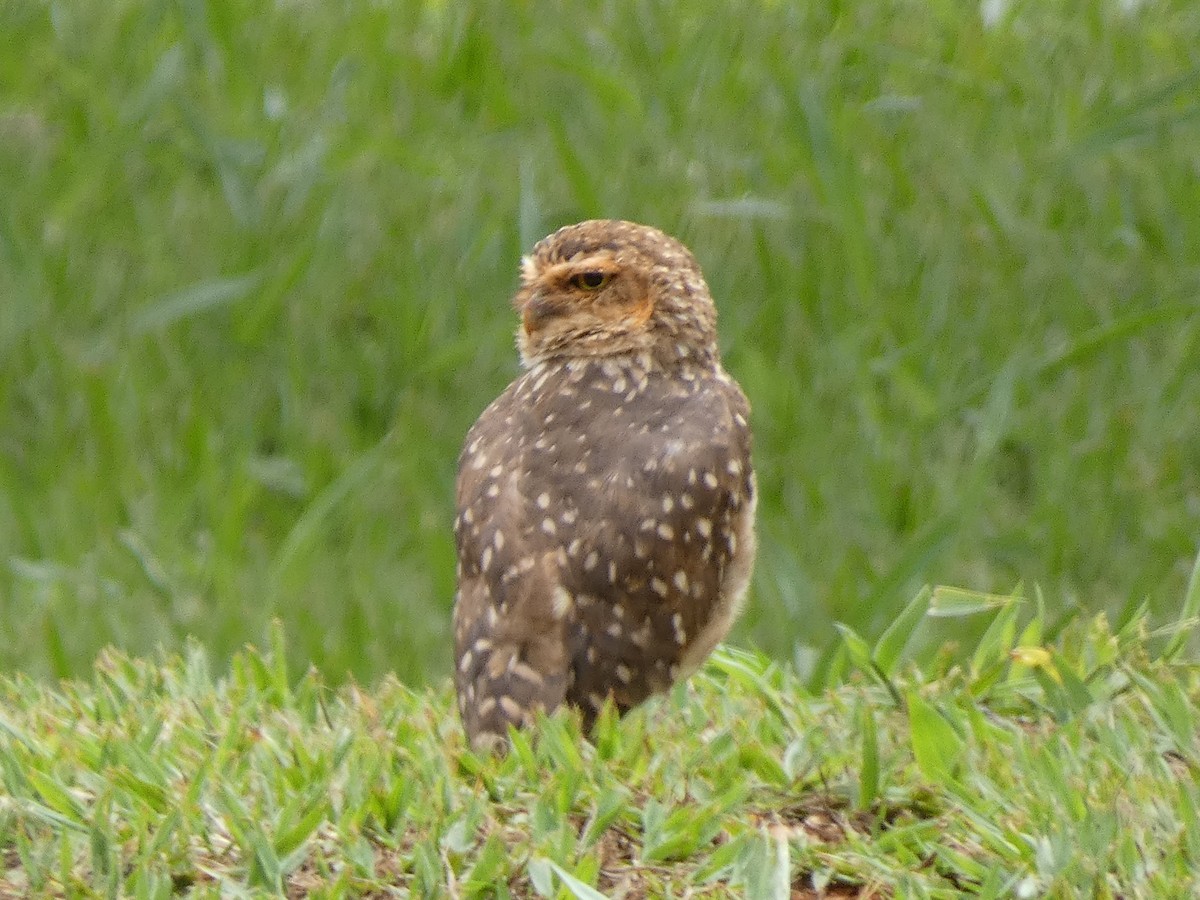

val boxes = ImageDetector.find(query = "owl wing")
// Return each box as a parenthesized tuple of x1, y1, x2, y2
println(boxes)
(453, 378, 573, 748)
(453, 362, 754, 745)
(550, 368, 755, 722)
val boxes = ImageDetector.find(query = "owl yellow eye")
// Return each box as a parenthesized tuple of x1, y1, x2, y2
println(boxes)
(571, 271, 610, 290)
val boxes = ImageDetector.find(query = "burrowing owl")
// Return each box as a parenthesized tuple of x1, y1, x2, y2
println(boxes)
(453, 220, 755, 750)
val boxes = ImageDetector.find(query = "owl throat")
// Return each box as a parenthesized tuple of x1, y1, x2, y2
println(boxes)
(517, 316, 719, 371)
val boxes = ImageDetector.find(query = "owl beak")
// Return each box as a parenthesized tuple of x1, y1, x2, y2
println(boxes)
(521, 293, 559, 333)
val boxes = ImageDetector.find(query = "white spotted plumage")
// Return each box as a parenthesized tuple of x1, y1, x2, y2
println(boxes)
(453, 220, 756, 751)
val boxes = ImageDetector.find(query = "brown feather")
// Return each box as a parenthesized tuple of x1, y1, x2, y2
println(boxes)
(453, 220, 756, 750)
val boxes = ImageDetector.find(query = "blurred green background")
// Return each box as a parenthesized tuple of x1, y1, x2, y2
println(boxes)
(2, 0, 1198, 684)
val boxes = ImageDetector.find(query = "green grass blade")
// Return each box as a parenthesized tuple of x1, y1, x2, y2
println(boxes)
(928, 586, 1018, 618)
(874, 585, 932, 675)
(1162, 544, 1200, 662)
(546, 860, 609, 900)
(907, 691, 964, 785)
(129, 271, 265, 335)
(858, 701, 880, 811)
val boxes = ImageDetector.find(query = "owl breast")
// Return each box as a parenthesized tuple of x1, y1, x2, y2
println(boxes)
(454, 352, 755, 738)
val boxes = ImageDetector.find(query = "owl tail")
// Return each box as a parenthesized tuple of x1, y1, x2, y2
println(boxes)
(455, 633, 570, 751)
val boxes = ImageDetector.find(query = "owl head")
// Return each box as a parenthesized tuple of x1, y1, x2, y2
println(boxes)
(513, 220, 719, 367)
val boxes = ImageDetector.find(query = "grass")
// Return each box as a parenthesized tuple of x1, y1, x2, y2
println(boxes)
(3, 569, 1200, 897)
(4, 1, 1200, 895)
(2, 0, 1200, 688)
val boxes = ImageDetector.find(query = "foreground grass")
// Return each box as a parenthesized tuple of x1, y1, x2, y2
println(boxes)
(3, 0, 1200, 682)
(4, 571, 1200, 897)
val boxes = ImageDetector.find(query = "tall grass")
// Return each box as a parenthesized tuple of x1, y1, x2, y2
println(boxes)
(2, 0, 1198, 682)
